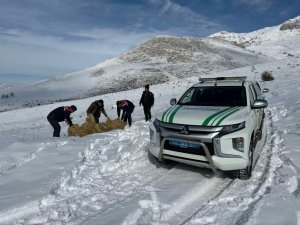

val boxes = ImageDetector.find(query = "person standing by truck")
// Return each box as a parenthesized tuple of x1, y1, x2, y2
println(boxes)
(139, 84, 154, 121)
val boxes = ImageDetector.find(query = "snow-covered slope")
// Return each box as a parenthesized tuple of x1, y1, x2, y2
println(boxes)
(210, 16, 300, 59)
(280, 16, 300, 30)
(0, 56, 300, 225)
(0, 36, 269, 112)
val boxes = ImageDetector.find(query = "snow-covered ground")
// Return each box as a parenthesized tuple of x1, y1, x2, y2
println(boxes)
(1, 55, 300, 224)
(1, 16, 300, 225)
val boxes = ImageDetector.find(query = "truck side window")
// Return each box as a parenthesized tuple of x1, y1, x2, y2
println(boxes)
(249, 85, 256, 105)
(253, 83, 263, 99)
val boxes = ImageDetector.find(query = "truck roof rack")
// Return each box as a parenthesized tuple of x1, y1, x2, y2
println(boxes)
(199, 76, 247, 83)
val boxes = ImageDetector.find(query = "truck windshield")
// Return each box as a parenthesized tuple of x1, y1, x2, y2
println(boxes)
(178, 86, 247, 106)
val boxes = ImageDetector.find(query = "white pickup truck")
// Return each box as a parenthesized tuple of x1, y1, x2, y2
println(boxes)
(149, 77, 268, 179)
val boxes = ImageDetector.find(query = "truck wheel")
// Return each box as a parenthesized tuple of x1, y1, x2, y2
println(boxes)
(257, 112, 265, 140)
(257, 119, 264, 140)
(233, 141, 254, 180)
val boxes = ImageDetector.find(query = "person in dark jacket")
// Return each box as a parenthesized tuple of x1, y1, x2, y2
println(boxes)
(47, 105, 77, 137)
(86, 99, 110, 123)
(116, 100, 135, 127)
(139, 84, 154, 121)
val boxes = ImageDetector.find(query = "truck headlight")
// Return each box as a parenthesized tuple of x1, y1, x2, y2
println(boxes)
(220, 121, 245, 134)
(153, 119, 161, 133)
(150, 119, 161, 147)
(150, 129, 155, 140)
(232, 137, 244, 152)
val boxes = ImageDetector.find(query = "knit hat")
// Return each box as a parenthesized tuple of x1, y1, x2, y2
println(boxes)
(98, 99, 104, 104)
(70, 105, 77, 112)
(145, 84, 149, 89)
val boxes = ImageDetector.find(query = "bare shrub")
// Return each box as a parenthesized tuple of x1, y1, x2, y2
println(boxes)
(1, 92, 15, 99)
(90, 69, 105, 77)
(261, 71, 274, 81)
(1, 94, 9, 99)
(280, 19, 300, 30)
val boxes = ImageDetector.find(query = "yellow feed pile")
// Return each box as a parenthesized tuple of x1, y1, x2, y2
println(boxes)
(68, 115, 126, 137)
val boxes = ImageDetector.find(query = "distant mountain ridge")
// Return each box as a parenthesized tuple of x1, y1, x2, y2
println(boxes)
(29, 36, 268, 99)
(1, 15, 300, 111)
(280, 16, 300, 30)
(209, 15, 300, 59)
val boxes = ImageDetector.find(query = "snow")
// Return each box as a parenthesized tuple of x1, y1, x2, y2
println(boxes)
(1, 16, 300, 225)
(210, 16, 300, 59)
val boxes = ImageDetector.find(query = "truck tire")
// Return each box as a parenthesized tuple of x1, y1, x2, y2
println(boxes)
(233, 141, 254, 180)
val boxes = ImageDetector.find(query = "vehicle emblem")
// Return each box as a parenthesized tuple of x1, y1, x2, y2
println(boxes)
(179, 125, 190, 135)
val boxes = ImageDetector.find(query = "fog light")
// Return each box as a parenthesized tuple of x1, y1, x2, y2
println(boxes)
(232, 137, 244, 152)
(150, 129, 154, 140)
(149, 128, 160, 148)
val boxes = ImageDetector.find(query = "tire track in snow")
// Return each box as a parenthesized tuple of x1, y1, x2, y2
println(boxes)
(177, 124, 269, 225)
(183, 108, 284, 225)
(160, 174, 232, 225)
(0, 145, 46, 177)
(117, 112, 272, 225)
(97, 166, 232, 225)
(0, 201, 40, 224)
(0, 152, 37, 176)
(84, 112, 273, 225)
(0, 141, 68, 177)
(297, 211, 300, 225)
(234, 109, 281, 225)
(276, 146, 300, 197)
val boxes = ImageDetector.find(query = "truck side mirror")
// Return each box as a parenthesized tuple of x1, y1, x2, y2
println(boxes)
(252, 99, 268, 109)
(262, 88, 269, 93)
(170, 98, 177, 105)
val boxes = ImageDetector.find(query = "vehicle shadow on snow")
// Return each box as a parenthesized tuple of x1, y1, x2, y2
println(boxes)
(174, 163, 231, 180)
(146, 150, 176, 169)
(146, 150, 229, 179)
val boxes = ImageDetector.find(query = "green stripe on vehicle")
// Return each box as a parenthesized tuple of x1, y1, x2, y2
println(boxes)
(169, 105, 182, 123)
(210, 107, 238, 126)
(216, 108, 241, 126)
(164, 106, 177, 122)
(161, 107, 171, 121)
(163, 106, 176, 122)
(202, 107, 233, 126)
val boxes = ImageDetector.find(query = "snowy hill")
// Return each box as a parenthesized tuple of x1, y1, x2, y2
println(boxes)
(210, 16, 300, 59)
(0, 36, 269, 112)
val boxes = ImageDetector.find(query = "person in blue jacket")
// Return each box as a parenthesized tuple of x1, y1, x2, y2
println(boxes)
(116, 100, 135, 127)
(47, 105, 77, 137)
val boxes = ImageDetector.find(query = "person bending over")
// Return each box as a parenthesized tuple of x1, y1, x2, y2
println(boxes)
(116, 100, 135, 127)
(47, 105, 77, 137)
(86, 99, 110, 123)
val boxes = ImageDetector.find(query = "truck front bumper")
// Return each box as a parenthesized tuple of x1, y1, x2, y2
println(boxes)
(149, 138, 247, 171)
